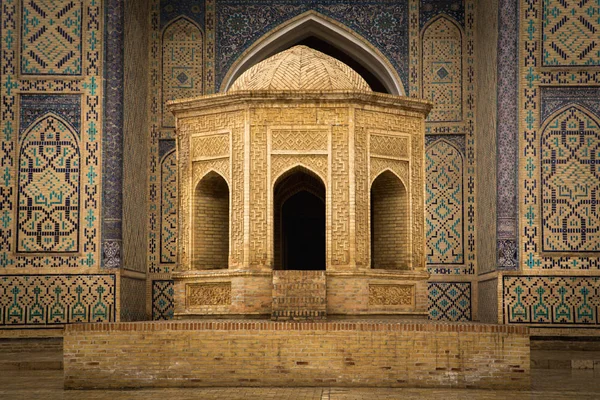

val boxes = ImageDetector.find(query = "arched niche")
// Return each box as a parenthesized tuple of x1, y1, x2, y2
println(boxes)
(17, 113, 81, 253)
(370, 170, 409, 269)
(425, 139, 464, 264)
(273, 166, 326, 270)
(162, 16, 204, 128)
(192, 171, 230, 270)
(220, 11, 404, 95)
(421, 15, 463, 122)
(540, 104, 600, 253)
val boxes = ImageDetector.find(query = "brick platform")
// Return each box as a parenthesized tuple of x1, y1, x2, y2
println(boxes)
(64, 320, 530, 389)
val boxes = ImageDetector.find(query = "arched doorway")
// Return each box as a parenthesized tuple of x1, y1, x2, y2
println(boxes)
(371, 170, 409, 269)
(193, 171, 229, 270)
(273, 168, 326, 270)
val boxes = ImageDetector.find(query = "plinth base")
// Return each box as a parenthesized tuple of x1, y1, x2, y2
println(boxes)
(64, 320, 530, 390)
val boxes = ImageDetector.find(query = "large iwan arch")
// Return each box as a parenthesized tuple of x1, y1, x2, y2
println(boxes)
(220, 11, 405, 95)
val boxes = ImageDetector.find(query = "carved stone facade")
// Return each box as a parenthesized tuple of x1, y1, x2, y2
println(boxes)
(169, 46, 431, 319)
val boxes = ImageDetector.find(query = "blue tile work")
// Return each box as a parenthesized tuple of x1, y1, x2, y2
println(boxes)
(152, 280, 174, 320)
(0, 274, 116, 325)
(520, 0, 600, 271)
(20, 95, 81, 139)
(159, 139, 176, 159)
(541, 87, 600, 123)
(503, 276, 600, 325)
(216, 0, 409, 93)
(20, 0, 83, 76)
(160, 0, 205, 29)
(160, 151, 177, 264)
(420, 0, 464, 28)
(496, 0, 518, 270)
(1, 0, 103, 269)
(541, 1, 600, 67)
(17, 115, 81, 253)
(428, 282, 471, 321)
(426, 139, 465, 265)
(103, 0, 124, 268)
(540, 106, 600, 253)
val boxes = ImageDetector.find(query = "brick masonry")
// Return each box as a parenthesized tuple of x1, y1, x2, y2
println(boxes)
(63, 320, 530, 390)
(272, 271, 326, 320)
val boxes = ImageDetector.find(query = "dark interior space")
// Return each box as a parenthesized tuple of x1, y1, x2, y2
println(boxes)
(281, 190, 326, 270)
(292, 36, 388, 93)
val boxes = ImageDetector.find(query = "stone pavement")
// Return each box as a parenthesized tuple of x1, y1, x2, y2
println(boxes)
(1, 369, 600, 399)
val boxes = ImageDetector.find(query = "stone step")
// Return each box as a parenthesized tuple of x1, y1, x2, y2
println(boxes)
(531, 350, 600, 370)
(0, 351, 63, 371)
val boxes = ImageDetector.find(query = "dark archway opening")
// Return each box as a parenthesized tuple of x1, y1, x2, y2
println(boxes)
(293, 36, 388, 93)
(274, 169, 326, 270)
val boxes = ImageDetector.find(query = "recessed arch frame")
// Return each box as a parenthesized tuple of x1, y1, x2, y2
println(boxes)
(269, 164, 329, 269)
(220, 10, 405, 95)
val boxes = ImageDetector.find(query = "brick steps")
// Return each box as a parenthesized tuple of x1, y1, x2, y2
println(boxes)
(531, 350, 600, 370)
(0, 351, 63, 371)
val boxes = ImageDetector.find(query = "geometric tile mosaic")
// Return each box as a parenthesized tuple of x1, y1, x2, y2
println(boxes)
(541, 106, 600, 253)
(426, 140, 464, 264)
(428, 282, 471, 321)
(20, 0, 83, 75)
(17, 114, 80, 253)
(0, 275, 115, 325)
(503, 276, 600, 325)
(160, 151, 177, 264)
(152, 280, 174, 320)
(19, 95, 81, 138)
(216, 1, 409, 93)
(422, 16, 462, 122)
(161, 17, 203, 128)
(542, 0, 600, 66)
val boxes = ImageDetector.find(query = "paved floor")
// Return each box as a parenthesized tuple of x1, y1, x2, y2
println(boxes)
(1, 369, 600, 399)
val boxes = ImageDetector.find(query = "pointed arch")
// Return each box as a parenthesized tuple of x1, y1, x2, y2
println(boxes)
(17, 113, 81, 253)
(162, 16, 204, 128)
(193, 170, 230, 269)
(220, 11, 404, 95)
(425, 139, 464, 264)
(160, 150, 177, 264)
(370, 170, 409, 269)
(421, 15, 463, 122)
(540, 104, 600, 253)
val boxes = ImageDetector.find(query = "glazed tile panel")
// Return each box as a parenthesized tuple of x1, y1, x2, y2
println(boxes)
(0, 274, 116, 325)
(428, 282, 471, 321)
(503, 276, 600, 325)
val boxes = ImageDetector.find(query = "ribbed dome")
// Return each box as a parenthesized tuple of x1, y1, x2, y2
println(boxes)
(229, 45, 371, 92)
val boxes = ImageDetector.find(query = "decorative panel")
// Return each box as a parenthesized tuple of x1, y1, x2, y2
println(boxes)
(191, 133, 229, 159)
(541, 106, 600, 253)
(20, 0, 83, 76)
(422, 16, 462, 122)
(271, 129, 328, 152)
(370, 133, 409, 159)
(426, 140, 463, 264)
(542, 0, 600, 67)
(160, 151, 177, 264)
(428, 282, 471, 321)
(0, 274, 116, 325)
(503, 276, 600, 325)
(17, 115, 80, 253)
(2, 0, 102, 269)
(186, 282, 231, 306)
(369, 284, 413, 306)
(152, 280, 174, 320)
(162, 17, 203, 128)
